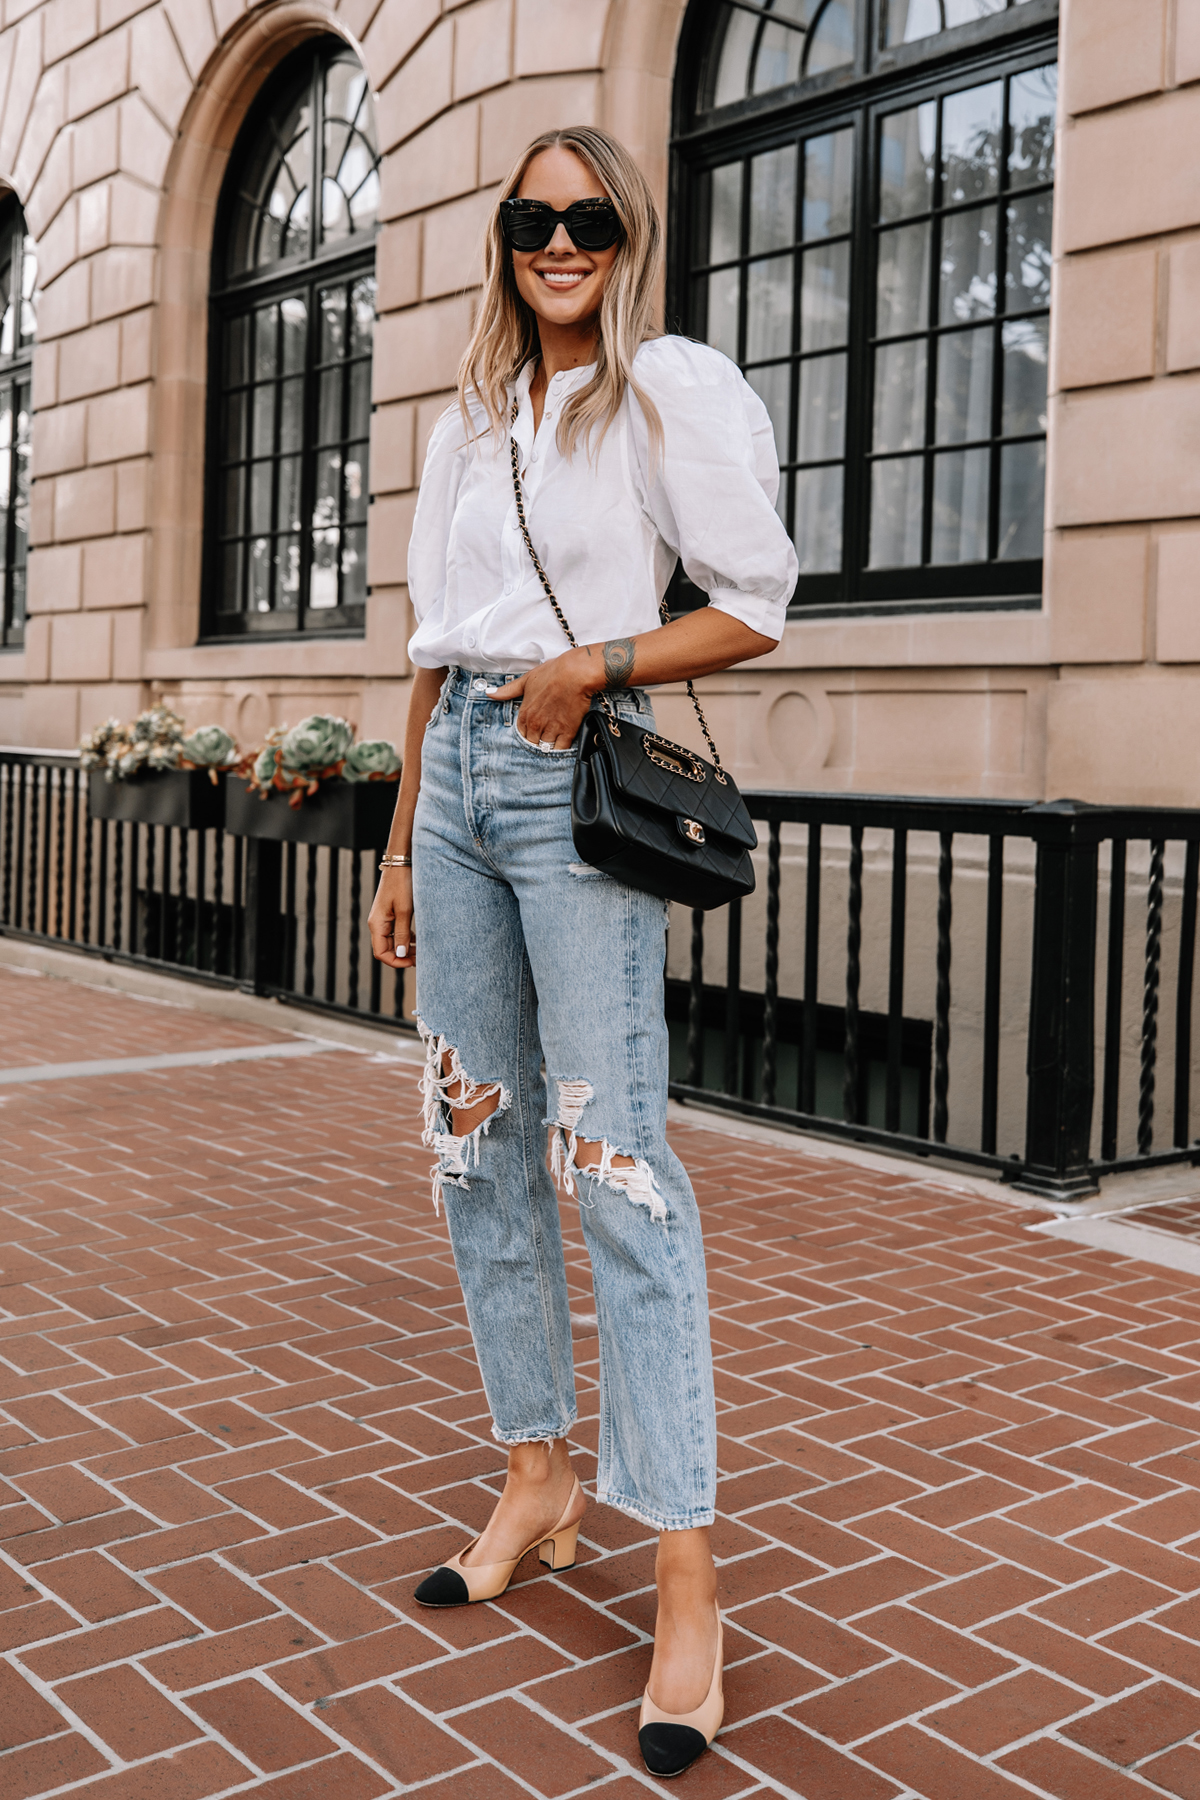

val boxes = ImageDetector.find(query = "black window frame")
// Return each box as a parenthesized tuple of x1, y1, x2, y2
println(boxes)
(670, 0, 1059, 618)
(0, 194, 34, 652)
(202, 37, 379, 643)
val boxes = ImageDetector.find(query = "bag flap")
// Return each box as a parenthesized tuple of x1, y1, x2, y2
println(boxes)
(582, 713, 758, 850)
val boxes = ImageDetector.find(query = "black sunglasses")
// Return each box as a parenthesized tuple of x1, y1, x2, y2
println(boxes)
(499, 198, 624, 253)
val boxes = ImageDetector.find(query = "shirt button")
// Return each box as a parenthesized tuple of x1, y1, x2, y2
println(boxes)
(466, 635, 477, 650)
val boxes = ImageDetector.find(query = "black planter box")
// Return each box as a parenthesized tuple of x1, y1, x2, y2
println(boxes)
(88, 767, 226, 830)
(224, 774, 398, 850)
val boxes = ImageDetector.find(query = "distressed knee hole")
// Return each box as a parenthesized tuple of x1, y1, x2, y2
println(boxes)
(416, 1018, 511, 1212)
(547, 1077, 666, 1222)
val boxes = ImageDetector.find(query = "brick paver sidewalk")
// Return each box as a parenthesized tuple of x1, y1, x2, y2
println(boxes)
(2, 963, 1200, 1799)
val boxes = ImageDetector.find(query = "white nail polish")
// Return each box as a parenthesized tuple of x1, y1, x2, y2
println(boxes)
(398, 945, 407, 956)
(485, 686, 499, 696)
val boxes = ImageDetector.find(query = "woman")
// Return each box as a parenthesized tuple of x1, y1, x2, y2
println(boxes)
(369, 126, 796, 1778)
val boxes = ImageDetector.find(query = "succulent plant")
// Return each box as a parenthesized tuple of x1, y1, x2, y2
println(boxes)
(279, 714, 355, 776)
(343, 739, 401, 783)
(180, 724, 238, 769)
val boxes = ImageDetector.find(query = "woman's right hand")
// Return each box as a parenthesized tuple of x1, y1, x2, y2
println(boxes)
(369, 868, 415, 968)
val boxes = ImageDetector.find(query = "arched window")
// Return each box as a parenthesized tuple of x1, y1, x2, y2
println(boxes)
(0, 195, 34, 650)
(673, 0, 1056, 614)
(205, 40, 380, 638)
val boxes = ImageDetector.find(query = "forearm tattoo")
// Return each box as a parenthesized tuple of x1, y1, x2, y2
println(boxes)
(603, 637, 636, 689)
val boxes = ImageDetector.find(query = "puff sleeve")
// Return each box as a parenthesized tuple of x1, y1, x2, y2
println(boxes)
(630, 337, 798, 642)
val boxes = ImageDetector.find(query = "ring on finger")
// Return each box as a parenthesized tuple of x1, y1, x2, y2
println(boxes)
(538, 739, 555, 752)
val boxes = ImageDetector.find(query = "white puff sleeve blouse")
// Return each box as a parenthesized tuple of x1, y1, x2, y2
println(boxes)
(406, 335, 798, 673)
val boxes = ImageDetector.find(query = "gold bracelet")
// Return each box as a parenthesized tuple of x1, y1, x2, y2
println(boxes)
(379, 854, 412, 869)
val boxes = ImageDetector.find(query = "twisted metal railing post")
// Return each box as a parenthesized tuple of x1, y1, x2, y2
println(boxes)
(933, 831, 953, 1143)
(686, 908, 704, 1088)
(1139, 839, 1165, 1156)
(761, 821, 781, 1107)
(843, 824, 863, 1123)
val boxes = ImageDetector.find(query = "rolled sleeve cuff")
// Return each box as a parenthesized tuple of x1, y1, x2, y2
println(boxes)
(706, 585, 787, 645)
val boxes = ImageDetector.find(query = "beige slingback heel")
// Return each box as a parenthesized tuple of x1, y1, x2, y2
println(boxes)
(415, 1476, 583, 1607)
(638, 1608, 724, 1778)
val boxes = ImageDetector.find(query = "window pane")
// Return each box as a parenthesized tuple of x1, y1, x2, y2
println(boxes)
(320, 286, 347, 361)
(279, 378, 304, 454)
(278, 455, 302, 532)
(747, 362, 792, 465)
(794, 465, 843, 573)
(350, 276, 376, 356)
(1001, 317, 1048, 435)
(275, 537, 301, 608)
(870, 457, 924, 567)
(936, 326, 993, 444)
(884, 0, 944, 44)
(708, 163, 742, 263)
(945, 0, 1006, 20)
(1009, 65, 1057, 189)
(314, 449, 342, 530)
(1005, 194, 1052, 311)
(322, 60, 380, 247)
(252, 385, 275, 458)
(753, 19, 805, 95)
(222, 467, 244, 536)
(879, 103, 936, 221)
(874, 340, 927, 452)
(804, 128, 854, 238)
(797, 352, 846, 462)
(750, 146, 797, 255)
(342, 525, 368, 607)
(801, 241, 849, 350)
(221, 544, 242, 613)
(255, 305, 279, 379)
(704, 267, 740, 359)
(999, 439, 1046, 560)
(225, 316, 249, 386)
(877, 222, 930, 337)
(932, 447, 990, 562)
(281, 297, 307, 373)
(318, 368, 343, 445)
(939, 206, 997, 322)
(250, 462, 274, 533)
(311, 532, 340, 607)
(805, 1, 854, 75)
(344, 448, 368, 523)
(229, 75, 312, 275)
(746, 254, 793, 361)
(249, 537, 271, 611)
(712, 6, 758, 108)
(942, 82, 1003, 205)
(348, 360, 372, 443)
(222, 391, 247, 460)
(0, 394, 12, 512)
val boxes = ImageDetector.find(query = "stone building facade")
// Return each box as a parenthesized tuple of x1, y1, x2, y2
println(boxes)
(0, 0, 1194, 807)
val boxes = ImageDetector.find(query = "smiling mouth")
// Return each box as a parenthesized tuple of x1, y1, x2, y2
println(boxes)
(536, 270, 589, 288)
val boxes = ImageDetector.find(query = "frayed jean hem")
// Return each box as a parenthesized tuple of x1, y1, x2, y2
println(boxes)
(491, 1417, 577, 1448)
(598, 1488, 716, 1533)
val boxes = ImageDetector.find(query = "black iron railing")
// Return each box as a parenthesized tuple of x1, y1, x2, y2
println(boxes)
(6, 747, 1200, 1200)
(0, 748, 412, 1030)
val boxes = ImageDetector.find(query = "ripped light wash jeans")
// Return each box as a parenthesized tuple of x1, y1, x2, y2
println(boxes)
(411, 667, 717, 1531)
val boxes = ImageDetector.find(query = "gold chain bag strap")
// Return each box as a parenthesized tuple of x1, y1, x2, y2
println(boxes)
(506, 396, 757, 911)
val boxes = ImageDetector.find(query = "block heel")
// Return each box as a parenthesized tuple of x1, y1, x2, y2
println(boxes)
(415, 1476, 584, 1606)
(538, 1518, 580, 1570)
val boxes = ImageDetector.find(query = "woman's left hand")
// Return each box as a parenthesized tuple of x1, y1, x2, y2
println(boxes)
(488, 647, 601, 750)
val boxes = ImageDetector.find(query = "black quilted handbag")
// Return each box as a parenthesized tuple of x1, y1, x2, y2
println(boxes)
(510, 414, 757, 911)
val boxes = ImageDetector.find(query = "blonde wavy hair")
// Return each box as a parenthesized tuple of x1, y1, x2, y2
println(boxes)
(458, 126, 663, 461)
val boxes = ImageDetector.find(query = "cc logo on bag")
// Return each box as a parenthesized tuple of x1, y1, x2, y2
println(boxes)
(683, 819, 706, 845)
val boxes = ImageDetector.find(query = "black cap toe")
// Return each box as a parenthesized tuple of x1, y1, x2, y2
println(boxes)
(414, 1565, 471, 1607)
(638, 1722, 708, 1777)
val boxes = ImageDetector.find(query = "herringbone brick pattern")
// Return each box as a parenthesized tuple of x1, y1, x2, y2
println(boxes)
(2, 965, 1200, 1798)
